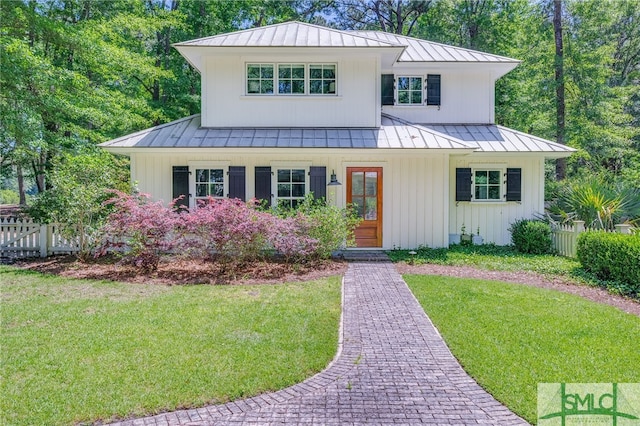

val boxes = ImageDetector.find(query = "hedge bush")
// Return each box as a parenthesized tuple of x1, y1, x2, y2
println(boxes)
(577, 231, 640, 296)
(509, 219, 553, 254)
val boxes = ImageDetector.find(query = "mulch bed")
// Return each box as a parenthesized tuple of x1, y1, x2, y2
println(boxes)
(10, 255, 639, 317)
(397, 263, 640, 317)
(13, 255, 347, 286)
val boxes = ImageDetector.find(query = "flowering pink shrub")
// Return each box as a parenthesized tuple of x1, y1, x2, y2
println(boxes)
(95, 191, 179, 272)
(178, 198, 270, 262)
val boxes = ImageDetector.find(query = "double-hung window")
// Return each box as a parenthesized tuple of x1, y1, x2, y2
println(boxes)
(276, 168, 307, 209)
(189, 162, 229, 207)
(397, 76, 423, 105)
(473, 169, 502, 201)
(247, 63, 336, 96)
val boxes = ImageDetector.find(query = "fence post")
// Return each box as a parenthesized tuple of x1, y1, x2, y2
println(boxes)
(39, 225, 47, 257)
(615, 224, 632, 235)
(572, 221, 585, 257)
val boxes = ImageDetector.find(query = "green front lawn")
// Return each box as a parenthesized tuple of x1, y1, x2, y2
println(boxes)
(389, 244, 580, 275)
(406, 274, 640, 424)
(1, 267, 341, 426)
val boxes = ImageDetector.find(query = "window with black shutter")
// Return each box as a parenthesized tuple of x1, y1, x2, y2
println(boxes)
(426, 74, 441, 106)
(455, 168, 472, 202)
(254, 166, 272, 207)
(228, 166, 246, 201)
(172, 166, 190, 209)
(505, 168, 522, 202)
(381, 74, 394, 105)
(309, 166, 326, 201)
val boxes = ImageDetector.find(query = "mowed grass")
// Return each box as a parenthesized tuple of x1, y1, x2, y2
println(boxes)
(1, 266, 342, 426)
(388, 244, 580, 275)
(405, 274, 640, 424)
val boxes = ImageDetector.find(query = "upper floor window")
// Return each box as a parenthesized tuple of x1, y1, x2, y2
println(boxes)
(247, 64, 274, 94)
(309, 64, 336, 94)
(247, 63, 337, 96)
(397, 76, 423, 105)
(278, 64, 305, 94)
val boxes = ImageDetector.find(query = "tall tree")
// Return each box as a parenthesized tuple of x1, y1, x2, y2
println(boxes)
(553, 0, 566, 180)
(332, 0, 432, 35)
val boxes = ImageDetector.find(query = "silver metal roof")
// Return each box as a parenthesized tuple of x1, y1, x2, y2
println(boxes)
(351, 31, 519, 63)
(174, 21, 400, 49)
(419, 124, 575, 154)
(99, 114, 475, 151)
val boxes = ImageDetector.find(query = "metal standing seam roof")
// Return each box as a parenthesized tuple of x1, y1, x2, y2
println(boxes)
(420, 124, 576, 153)
(98, 114, 476, 150)
(173, 21, 402, 49)
(351, 31, 519, 63)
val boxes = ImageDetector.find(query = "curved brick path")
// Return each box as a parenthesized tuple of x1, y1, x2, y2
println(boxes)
(111, 261, 528, 425)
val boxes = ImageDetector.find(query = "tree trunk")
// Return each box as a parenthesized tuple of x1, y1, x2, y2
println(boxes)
(553, 0, 566, 180)
(17, 165, 26, 205)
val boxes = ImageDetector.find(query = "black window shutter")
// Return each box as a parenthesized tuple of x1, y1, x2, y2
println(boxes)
(172, 166, 189, 209)
(254, 166, 272, 206)
(228, 166, 246, 201)
(309, 166, 326, 201)
(426, 74, 441, 106)
(455, 168, 472, 201)
(506, 168, 522, 202)
(381, 74, 395, 105)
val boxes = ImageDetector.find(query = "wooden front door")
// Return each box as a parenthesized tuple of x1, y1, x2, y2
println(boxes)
(347, 167, 383, 247)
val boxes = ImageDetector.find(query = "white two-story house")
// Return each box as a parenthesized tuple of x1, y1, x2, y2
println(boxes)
(100, 21, 574, 249)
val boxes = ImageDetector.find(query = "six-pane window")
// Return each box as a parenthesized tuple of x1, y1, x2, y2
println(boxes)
(278, 64, 305, 94)
(397, 76, 423, 104)
(195, 168, 225, 202)
(247, 63, 336, 96)
(474, 170, 501, 200)
(247, 64, 274, 94)
(309, 64, 336, 94)
(277, 168, 306, 209)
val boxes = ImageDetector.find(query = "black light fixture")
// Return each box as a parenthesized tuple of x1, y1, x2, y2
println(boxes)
(327, 170, 342, 186)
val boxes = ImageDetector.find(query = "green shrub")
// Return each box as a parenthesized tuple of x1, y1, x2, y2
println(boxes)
(577, 231, 640, 296)
(509, 219, 553, 254)
(0, 189, 20, 204)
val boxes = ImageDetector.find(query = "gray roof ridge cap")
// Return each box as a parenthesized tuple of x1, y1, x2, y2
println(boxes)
(173, 21, 401, 48)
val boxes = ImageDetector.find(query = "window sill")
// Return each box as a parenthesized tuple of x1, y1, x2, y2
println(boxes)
(240, 95, 342, 100)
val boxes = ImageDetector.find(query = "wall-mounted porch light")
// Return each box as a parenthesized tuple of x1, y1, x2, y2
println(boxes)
(327, 170, 342, 186)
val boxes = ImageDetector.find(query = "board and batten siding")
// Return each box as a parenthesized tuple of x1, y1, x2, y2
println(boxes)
(201, 54, 379, 128)
(381, 69, 495, 124)
(129, 151, 450, 249)
(449, 155, 545, 246)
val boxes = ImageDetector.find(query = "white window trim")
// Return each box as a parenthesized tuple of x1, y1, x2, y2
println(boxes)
(188, 161, 230, 208)
(270, 162, 311, 208)
(470, 163, 506, 203)
(396, 75, 424, 106)
(245, 63, 338, 97)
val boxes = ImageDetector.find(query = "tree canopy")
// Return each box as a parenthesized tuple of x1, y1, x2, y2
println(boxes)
(1, 0, 638, 204)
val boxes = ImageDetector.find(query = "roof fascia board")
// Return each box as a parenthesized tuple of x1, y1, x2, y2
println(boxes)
(175, 45, 405, 73)
(101, 147, 477, 156)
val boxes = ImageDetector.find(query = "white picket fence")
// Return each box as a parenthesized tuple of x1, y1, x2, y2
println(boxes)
(551, 220, 634, 257)
(0, 218, 80, 259)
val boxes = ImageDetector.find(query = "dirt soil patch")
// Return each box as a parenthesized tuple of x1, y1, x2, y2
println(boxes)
(397, 263, 640, 317)
(14, 255, 347, 286)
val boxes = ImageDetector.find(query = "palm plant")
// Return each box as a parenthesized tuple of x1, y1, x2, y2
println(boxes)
(546, 179, 640, 229)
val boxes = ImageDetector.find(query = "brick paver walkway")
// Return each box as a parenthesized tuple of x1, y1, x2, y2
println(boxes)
(111, 261, 528, 425)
